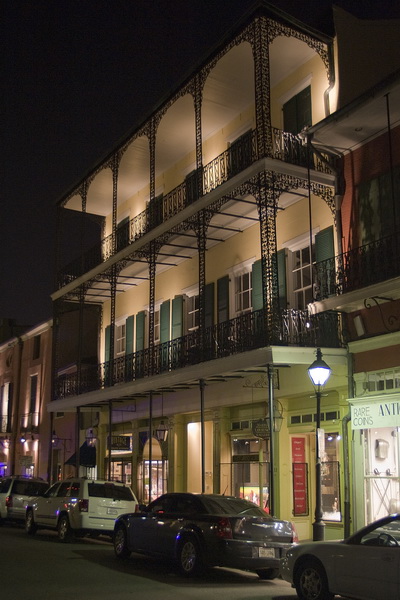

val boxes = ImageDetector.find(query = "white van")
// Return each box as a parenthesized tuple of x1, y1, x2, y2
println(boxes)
(25, 478, 138, 541)
(0, 476, 48, 524)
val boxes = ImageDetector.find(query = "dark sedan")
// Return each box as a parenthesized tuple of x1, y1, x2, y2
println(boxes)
(114, 492, 297, 577)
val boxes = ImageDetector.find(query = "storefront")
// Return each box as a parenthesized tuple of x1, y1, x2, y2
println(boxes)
(350, 393, 400, 528)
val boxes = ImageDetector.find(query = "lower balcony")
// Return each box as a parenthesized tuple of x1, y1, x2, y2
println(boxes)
(315, 233, 400, 300)
(55, 308, 343, 400)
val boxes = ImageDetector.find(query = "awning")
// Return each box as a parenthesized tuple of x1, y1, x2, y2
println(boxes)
(65, 441, 96, 467)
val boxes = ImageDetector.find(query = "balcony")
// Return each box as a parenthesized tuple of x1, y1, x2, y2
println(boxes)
(57, 128, 336, 289)
(55, 307, 343, 400)
(314, 233, 400, 300)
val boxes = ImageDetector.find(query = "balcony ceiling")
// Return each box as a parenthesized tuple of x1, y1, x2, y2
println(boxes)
(311, 75, 400, 152)
(65, 37, 318, 217)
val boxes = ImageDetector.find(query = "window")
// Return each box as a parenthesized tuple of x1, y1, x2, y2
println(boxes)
(154, 308, 160, 344)
(0, 383, 11, 433)
(283, 85, 312, 135)
(29, 375, 38, 414)
(187, 295, 199, 331)
(235, 271, 252, 315)
(358, 166, 400, 245)
(115, 323, 126, 356)
(228, 130, 253, 177)
(290, 243, 314, 310)
(116, 217, 130, 251)
(366, 369, 400, 393)
(321, 432, 341, 522)
(32, 335, 41, 360)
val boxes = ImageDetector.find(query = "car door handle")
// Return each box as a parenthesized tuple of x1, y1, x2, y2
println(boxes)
(382, 554, 395, 562)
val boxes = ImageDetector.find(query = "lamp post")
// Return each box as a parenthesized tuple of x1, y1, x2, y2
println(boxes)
(308, 348, 331, 541)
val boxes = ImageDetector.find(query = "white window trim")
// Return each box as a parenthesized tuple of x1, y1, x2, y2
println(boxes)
(279, 74, 313, 108)
(228, 258, 255, 318)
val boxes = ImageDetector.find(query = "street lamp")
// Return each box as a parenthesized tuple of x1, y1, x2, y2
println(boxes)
(308, 348, 331, 541)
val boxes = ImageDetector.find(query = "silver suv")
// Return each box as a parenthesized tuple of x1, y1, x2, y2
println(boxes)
(25, 478, 138, 541)
(0, 476, 48, 524)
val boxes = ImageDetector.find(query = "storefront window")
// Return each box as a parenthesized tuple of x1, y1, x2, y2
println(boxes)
(364, 427, 400, 523)
(230, 437, 269, 511)
(321, 432, 341, 522)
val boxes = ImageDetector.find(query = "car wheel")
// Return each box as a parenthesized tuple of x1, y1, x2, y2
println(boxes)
(25, 510, 37, 535)
(58, 515, 72, 543)
(295, 559, 333, 600)
(114, 525, 131, 559)
(178, 536, 203, 576)
(256, 568, 279, 580)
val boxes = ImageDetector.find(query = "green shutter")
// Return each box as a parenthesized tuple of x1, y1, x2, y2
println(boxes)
(204, 282, 214, 328)
(104, 325, 111, 362)
(277, 249, 287, 308)
(125, 316, 134, 355)
(315, 226, 334, 263)
(283, 85, 311, 135)
(160, 300, 171, 343)
(251, 259, 263, 311)
(135, 311, 146, 351)
(172, 296, 183, 339)
(217, 275, 229, 323)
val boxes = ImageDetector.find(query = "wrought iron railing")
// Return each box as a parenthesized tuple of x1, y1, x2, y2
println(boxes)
(58, 128, 336, 287)
(55, 307, 343, 400)
(314, 233, 400, 300)
(20, 412, 40, 433)
(0, 416, 10, 434)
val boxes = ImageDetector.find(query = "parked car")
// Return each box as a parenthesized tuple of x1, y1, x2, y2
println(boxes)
(280, 513, 400, 600)
(113, 492, 297, 577)
(0, 476, 48, 524)
(25, 478, 138, 541)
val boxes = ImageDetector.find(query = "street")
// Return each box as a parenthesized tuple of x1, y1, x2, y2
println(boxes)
(0, 522, 297, 600)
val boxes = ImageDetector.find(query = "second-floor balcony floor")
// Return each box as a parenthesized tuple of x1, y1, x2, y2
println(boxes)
(56, 126, 337, 295)
(54, 306, 343, 402)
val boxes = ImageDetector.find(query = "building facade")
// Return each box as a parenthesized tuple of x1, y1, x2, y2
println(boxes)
(0, 320, 53, 481)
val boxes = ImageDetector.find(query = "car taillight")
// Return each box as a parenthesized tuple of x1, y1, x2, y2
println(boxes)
(291, 522, 299, 543)
(5, 496, 12, 508)
(78, 499, 89, 512)
(215, 517, 233, 539)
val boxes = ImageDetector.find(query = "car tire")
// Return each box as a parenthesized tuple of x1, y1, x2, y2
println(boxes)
(256, 568, 279, 580)
(295, 559, 333, 600)
(25, 510, 37, 535)
(114, 524, 131, 559)
(177, 536, 204, 576)
(58, 515, 73, 543)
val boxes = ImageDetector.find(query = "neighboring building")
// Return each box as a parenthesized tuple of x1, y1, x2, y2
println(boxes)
(309, 8, 400, 533)
(0, 320, 53, 481)
(49, 1, 352, 542)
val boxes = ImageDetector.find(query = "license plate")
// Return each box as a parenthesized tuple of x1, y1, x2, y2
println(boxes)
(259, 547, 275, 558)
(107, 508, 118, 515)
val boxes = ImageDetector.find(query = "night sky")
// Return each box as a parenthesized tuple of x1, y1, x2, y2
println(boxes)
(2, 0, 399, 328)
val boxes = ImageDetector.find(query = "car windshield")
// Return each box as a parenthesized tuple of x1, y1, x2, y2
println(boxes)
(88, 483, 134, 500)
(200, 496, 270, 518)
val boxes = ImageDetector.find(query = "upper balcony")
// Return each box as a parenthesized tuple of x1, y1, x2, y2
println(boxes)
(57, 127, 336, 291)
(314, 232, 400, 309)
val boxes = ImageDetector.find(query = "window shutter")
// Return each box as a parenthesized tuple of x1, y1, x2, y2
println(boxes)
(217, 275, 230, 323)
(7, 383, 13, 431)
(125, 316, 134, 355)
(204, 282, 214, 328)
(251, 259, 263, 311)
(315, 226, 334, 263)
(277, 249, 287, 308)
(136, 311, 146, 351)
(172, 296, 183, 339)
(104, 325, 111, 362)
(160, 300, 171, 343)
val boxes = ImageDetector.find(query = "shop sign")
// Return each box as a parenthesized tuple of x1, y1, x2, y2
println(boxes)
(108, 436, 131, 450)
(351, 399, 400, 430)
(252, 418, 270, 439)
(292, 437, 308, 516)
(232, 453, 259, 462)
(20, 455, 34, 467)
